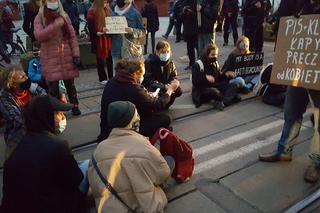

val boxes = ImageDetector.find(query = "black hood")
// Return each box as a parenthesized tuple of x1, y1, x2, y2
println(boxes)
(24, 96, 55, 134)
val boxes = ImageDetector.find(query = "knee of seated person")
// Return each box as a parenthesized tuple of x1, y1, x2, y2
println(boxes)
(230, 77, 245, 88)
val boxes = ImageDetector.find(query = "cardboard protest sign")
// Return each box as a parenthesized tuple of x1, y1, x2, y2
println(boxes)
(105, 16, 128, 34)
(234, 52, 264, 77)
(271, 15, 320, 90)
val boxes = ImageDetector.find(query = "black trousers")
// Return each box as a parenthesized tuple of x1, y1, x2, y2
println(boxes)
(145, 31, 156, 54)
(140, 113, 171, 138)
(185, 35, 197, 67)
(244, 22, 264, 52)
(166, 86, 183, 109)
(48, 79, 79, 105)
(164, 17, 175, 37)
(96, 53, 113, 82)
(223, 17, 238, 45)
(199, 83, 238, 106)
(175, 18, 183, 41)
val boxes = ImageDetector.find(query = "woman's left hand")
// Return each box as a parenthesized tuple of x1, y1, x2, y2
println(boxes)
(125, 27, 133, 33)
(73, 57, 81, 66)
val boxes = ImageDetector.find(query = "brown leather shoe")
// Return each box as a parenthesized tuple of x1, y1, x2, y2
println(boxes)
(304, 164, 320, 183)
(259, 152, 292, 162)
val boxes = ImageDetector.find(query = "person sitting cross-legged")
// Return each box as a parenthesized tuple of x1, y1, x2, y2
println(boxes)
(143, 40, 182, 109)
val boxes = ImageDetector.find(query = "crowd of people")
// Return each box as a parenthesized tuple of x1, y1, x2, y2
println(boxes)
(0, 0, 319, 212)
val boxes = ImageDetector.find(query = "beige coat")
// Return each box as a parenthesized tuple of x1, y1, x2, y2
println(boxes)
(88, 128, 170, 213)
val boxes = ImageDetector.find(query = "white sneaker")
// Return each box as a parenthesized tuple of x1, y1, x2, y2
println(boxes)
(100, 80, 108, 85)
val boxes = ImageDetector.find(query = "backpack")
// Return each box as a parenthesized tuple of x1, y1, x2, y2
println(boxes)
(150, 128, 194, 183)
(27, 58, 42, 83)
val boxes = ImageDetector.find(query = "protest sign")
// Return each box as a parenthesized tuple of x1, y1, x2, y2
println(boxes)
(234, 52, 264, 77)
(105, 16, 128, 34)
(271, 15, 320, 90)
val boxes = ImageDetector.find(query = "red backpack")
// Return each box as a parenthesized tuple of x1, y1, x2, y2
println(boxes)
(150, 128, 194, 183)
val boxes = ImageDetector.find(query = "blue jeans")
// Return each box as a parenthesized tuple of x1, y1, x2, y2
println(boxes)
(78, 160, 90, 193)
(277, 87, 320, 164)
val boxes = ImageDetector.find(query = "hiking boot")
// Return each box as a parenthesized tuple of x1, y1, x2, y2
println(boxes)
(213, 101, 224, 111)
(304, 164, 320, 183)
(259, 151, 292, 162)
(72, 105, 81, 116)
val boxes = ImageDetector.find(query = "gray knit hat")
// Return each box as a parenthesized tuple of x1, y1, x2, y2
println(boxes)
(108, 101, 136, 128)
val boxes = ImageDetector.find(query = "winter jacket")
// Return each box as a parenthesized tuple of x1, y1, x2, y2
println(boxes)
(23, 3, 39, 41)
(173, 0, 184, 20)
(87, 7, 112, 59)
(0, 84, 46, 151)
(198, 0, 219, 34)
(242, 0, 271, 24)
(192, 59, 229, 104)
(89, 128, 170, 213)
(111, 5, 145, 58)
(181, 0, 198, 37)
(221, 0, 239, 19)
(34, 13, 80, 82)
(62, 1, 80, 33)
(142, 2, 159, 33)
(99, 78, 171, 140)
(143, 54, 178, 92)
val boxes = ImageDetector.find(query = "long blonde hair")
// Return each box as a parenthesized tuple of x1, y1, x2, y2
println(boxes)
(37, 0, 67, 26)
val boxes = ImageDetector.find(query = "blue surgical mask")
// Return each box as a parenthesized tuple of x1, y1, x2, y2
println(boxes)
(159, 53, 170, 62)
(47, 2, 59, 10)
(56, 118, 67, 134)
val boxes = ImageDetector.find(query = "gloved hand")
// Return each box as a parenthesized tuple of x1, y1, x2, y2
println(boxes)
(73, 57, 81, 66)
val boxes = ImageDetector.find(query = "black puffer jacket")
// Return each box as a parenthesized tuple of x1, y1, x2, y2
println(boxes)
(242, 0, 271, 24)
(143, 54, 178, 92)
(198, 0, 220, 34)
(99, 78, 171, 140)
(1, 96, 83, 213)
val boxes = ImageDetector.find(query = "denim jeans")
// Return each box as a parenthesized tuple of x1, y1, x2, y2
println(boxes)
(277, 87, 320, 164)
(78, 160, 90, 193)
(198, 33, 213, 57)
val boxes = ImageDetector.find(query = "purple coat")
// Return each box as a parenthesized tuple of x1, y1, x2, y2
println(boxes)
(34, 14, 80, 82)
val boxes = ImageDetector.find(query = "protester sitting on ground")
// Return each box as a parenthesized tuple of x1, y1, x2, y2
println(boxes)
(89, 101, 171, 213)
(110, 0, 145, 69)
(87, 0, 113, 85)
(143, 40, 182, 109)
(1, 95, 86, 213)
(221, 36, 260, 93)
(34, 0, 81, 116)
(0, 66, 46, 160)
(256, 63, 286, 106)
(192, 43, 240, 109)
(98, 58, 179, 141)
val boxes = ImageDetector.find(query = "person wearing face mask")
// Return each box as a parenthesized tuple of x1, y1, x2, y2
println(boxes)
(109, 0, 145, 70)
(34, 0, 81, 116)
(221, 36, 260, 93)
(23, 0, 41, 43)
(0, 66, 46, 160)
(143, 41, 182, 109)
(89, 101, 170, 213)
(192, 43, 240, 109)
(1, 95, 86, 213)
(98, 58, 179, 141)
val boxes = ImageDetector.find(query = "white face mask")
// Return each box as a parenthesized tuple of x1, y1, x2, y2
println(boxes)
(239, 41, 249, 51)
(56, 118, 67, 134)
(159, 53, 170, 62)
(47, 2, 59, 10)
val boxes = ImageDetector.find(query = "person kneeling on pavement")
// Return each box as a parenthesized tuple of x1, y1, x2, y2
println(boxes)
(98, 58, 179, 141)
(0, 66, 46, 160)
(192, 43, 240, 109)
(221, 36, 260, 93)
(89, 101, 172, 213)
(1, 95, 87, 213)
(143, 40, 182, 109)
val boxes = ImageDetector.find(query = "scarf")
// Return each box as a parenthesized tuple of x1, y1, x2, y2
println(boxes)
(43, 6, 70, 39)
(114, 2, 132, 16)
(115, 69, 137, 84)
(13, 90, 32, 109)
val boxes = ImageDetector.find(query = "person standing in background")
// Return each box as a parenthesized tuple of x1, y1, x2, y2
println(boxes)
(221, 0, 239, 46)
(87, 0, 113, 85)
(62, 0, 80, 35)
(173, 0, 184, 43)
(23, 0, 40, 43)
(162, 0, 176, 39)
(141, 0, 159, 54)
